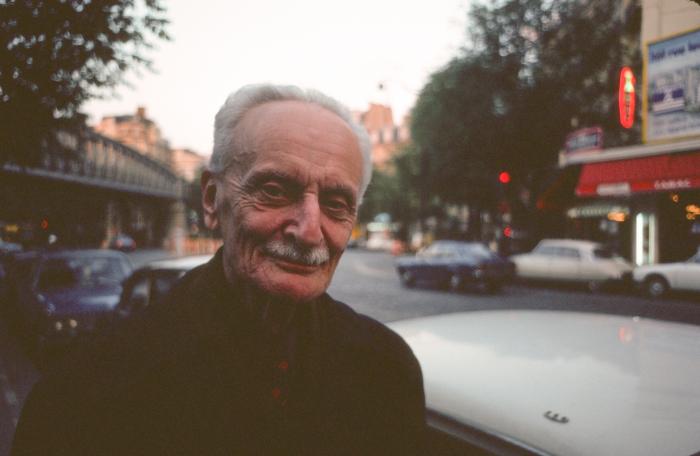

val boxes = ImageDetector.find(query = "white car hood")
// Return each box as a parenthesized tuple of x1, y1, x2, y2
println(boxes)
(389, 311, 700, 456)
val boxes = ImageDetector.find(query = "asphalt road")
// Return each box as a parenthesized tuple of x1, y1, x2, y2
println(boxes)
(0, 248, 697, 455)
(330, 249, 700, 326)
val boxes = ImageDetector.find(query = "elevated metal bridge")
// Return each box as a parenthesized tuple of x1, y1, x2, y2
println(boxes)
(0, 130, 188, 249)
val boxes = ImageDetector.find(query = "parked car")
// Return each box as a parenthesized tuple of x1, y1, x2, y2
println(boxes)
(0, 238, 22, 254)
(6, 249, 133, 355)
(388, 310, 700, 455)
(510, 239, 633, 291)
(111, 254, 212, 324)
(633, 251, 700, 297)
(108, 234, 136, 252)
(395, 241, 515, 292)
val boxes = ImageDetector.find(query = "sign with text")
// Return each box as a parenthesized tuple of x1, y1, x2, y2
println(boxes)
(644, 27, 700, 142)
(565, 127, 603, 154)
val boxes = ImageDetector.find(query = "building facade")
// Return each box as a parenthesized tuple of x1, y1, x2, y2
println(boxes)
(170, 148, 207, 183)
(94, 106, 171, 165)
(353, 104, 410, 170)
(558, 1, 700, 265)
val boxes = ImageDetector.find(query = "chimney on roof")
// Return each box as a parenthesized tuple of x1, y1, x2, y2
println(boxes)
(136, 106, 146, 118)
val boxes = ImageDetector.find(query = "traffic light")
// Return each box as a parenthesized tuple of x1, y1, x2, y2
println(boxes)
(498, 171, 511, 184)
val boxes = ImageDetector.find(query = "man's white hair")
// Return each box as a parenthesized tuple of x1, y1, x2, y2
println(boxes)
(210, 83, 373, 202)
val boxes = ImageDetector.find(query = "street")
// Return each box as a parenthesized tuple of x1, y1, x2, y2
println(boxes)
(0, 249, 699, 454)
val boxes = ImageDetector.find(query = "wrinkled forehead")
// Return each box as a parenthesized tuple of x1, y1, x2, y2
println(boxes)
(231, 100, 363, 181)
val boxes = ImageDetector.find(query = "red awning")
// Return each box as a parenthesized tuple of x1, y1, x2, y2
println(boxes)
(576, 151, 700, 197)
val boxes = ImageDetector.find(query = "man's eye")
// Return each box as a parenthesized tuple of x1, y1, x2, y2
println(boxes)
(323, 198, 352, 215)
(260, 183, 287, 200)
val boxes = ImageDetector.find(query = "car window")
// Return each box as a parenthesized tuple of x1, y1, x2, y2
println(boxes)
(458, 244, 493, 259)
(420, 244, 444, 257)
(37, 261, 77, 290)
(151, 270, 184, 302)
(593, 248, 616, 259)
(534, 245, 558, 256)
(121, 275, 151, 314)
(38, 257, 128, 290)
(559, 247, 581, 259)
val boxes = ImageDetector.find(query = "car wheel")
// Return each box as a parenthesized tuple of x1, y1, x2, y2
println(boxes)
(645, 275, 669, 298)
(400, 270, 415, 288)
(449, 274, 462, 292)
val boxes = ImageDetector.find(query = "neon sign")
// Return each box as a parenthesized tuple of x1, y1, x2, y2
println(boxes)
(618, 67, 636, 129)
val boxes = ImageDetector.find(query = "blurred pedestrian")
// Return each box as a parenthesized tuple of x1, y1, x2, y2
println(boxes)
(12, 84, 426, 455)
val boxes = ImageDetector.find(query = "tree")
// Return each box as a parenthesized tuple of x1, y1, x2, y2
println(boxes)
(0, 0, 170, 165)
(358, 144, 422, 229)
(409, 0, 641, 239)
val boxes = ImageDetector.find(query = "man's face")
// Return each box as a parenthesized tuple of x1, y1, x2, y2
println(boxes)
(202, 100, 363, 302)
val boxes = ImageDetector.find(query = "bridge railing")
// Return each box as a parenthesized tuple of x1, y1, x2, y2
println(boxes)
(3, 129, 185, 200)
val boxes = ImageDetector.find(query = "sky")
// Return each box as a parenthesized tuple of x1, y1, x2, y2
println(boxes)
(83, 0, 471, 157)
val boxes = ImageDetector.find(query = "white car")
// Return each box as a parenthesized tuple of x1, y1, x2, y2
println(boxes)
(389, 310, 700, 456)
(510, 239, 633, 291)
(633, 252, 700, 297)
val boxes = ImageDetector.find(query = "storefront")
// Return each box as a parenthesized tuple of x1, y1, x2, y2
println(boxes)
(561, 140, 700, 265)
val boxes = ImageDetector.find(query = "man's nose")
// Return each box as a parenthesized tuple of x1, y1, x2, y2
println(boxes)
(284, 194, 323, 246)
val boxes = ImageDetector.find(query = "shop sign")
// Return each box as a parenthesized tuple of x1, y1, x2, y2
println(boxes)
(567, 204, 630, 219)
(618, 67, 636, 129)
(654, 179, 692, 190)
(565, 127, 603, 154)
(596, 182, 631, 196)
(644, 27, 700, 143)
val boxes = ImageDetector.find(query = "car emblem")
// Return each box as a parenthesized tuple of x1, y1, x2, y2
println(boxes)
(543, 410, 569, 424)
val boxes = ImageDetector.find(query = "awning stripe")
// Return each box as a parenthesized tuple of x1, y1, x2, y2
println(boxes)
(575, 151, 700, 197)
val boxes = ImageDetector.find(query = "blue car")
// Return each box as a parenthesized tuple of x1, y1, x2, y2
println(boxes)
(6, 249, 133, 359)
(395, 241, 515, 292)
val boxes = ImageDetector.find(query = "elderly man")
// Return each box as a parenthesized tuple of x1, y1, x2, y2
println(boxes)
(12, 84, 426, 455)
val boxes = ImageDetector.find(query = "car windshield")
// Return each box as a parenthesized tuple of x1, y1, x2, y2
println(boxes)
(37, 257, 127, 291)
(593, 248, 619, 259)
(455, 244, 493, 259)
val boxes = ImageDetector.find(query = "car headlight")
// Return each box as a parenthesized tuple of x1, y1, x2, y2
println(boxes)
(54, 321, 63, 332)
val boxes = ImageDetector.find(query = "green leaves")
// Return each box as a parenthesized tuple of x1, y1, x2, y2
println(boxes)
(409, 0, 641, 210)
(0, 0, 170, 165)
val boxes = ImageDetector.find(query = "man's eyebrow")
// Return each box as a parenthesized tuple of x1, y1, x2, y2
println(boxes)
(323, 183, 357, 205)
(245, 170, 300, 187)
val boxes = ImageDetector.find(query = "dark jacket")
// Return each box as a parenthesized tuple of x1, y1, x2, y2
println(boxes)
(12, 251, 426, 455)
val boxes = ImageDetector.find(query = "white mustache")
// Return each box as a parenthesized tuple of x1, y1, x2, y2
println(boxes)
(263, 240, 330, 266)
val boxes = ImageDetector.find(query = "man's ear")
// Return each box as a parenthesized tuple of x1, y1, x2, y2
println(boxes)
(201, 170, 220, 230)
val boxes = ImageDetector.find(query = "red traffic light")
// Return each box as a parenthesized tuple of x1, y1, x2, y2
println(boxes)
(498, 171, 511, 184)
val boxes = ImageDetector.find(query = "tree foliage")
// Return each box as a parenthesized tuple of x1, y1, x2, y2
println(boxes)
(409, 0, 641, 211)
(0, 0, 170, 165)
(359, 146, 421, 226)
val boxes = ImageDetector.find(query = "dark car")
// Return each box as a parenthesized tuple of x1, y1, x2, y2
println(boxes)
(108, 234, 136, 252)
(110, 255, 212, 324)
(6, 249, 133, 356)
(395, 241, 515, 292)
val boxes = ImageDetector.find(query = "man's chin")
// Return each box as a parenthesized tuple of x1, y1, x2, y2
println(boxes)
(261, 272, 328, 303)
